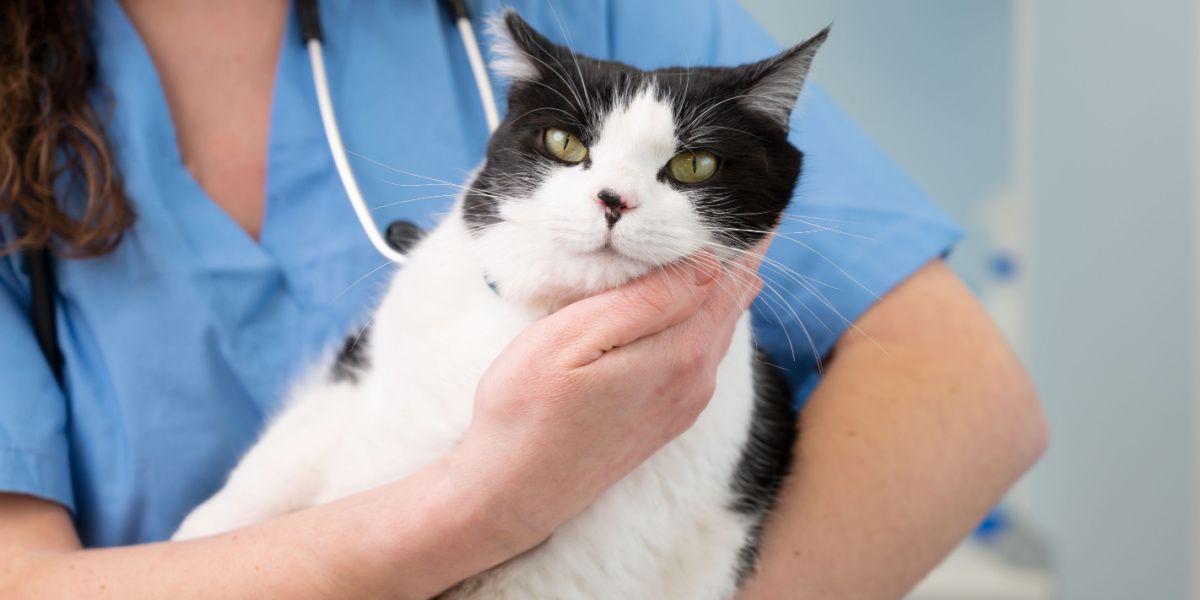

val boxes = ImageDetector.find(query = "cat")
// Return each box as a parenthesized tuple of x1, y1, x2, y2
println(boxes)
(174, 11, 827, 599)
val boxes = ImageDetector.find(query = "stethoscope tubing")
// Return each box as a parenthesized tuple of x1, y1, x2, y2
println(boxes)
(299, 0, 501, 265)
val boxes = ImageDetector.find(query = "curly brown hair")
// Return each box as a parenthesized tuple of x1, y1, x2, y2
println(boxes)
(0, 0, 133, 258)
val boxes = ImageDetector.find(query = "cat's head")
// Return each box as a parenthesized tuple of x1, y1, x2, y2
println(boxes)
(465, 11, 827, 310)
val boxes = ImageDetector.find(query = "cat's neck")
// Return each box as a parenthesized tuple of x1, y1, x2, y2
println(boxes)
(369, 207, 546, 350)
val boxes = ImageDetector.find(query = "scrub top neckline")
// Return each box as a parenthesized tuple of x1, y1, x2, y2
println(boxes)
(87, 0, 389, 418)
(93, 0, 295, 271)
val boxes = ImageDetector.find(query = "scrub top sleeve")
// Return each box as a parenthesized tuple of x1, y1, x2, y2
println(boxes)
(0, 252, 75, 513)
(607, 0, 964, 391)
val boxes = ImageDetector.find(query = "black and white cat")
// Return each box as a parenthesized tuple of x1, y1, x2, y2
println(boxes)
(174, 12, 827, 599)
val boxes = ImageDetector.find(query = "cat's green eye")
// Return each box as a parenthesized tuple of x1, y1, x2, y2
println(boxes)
(667, 150, 718, 184)
(544, 128, 588, 163)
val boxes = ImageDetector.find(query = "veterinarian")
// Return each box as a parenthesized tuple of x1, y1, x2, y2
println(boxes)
(0, 1, 1046, 598)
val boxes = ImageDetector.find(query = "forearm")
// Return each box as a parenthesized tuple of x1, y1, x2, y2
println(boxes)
(739, 261, 1047, 599)
(3, 452, 526, 600)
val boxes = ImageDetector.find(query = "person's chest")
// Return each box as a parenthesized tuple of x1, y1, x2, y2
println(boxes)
(68, 0, 500, 546)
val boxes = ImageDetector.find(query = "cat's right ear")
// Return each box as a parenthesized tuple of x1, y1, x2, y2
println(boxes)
(488, 9, 571, 81)
(736, 27, 830, 130)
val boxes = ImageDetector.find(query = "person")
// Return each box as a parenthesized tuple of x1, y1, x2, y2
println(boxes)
(0, 0, 1047, 598)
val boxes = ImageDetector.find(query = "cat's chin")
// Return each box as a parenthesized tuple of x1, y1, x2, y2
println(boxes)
(487, 251, 660, 315)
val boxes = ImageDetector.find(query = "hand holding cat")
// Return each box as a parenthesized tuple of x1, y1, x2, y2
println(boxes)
(448, 239, 770, 552)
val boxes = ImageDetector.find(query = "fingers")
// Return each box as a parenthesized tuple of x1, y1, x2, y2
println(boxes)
(599, 241, 771, 375)
(547, 260, 721, 367)
(691, 238, 771, 329)
(687, 236, 772, 364)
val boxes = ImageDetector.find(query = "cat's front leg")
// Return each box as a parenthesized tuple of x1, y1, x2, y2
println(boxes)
(173, 379, 352, 540)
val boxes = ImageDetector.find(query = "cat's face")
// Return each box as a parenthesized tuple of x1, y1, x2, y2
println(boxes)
(466, 12, 827, 310)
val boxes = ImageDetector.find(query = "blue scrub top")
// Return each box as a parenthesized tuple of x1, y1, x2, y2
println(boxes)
(0, 0, 962, 547)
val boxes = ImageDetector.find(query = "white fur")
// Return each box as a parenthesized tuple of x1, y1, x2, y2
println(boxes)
(487, 14, 540, 82)
(175, 88, 763, 599)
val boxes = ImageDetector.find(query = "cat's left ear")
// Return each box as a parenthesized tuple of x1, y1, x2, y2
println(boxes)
(488, 9, 573, 82)
(737, 27, 830, 129)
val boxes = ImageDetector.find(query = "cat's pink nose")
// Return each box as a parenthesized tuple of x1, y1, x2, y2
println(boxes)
(596, 188, 637, 227)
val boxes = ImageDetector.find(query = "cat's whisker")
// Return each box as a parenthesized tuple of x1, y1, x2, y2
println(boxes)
(778, 218, 875, 242)
(524, 75, 587, 115)
(517, 28, 589, 115)
(681, 124, 766, 145)
(330, 261, 395, 303)
(346, 313, 377, 357)
(779, 235, 884, 305)
(684, 227, 837, 288)
(716, 243, 886, 357)
(698, 239, 850, 312)
(347, 152, 501, 191)
(779, 213, 869, 226)
(544, 1, 594, 115)
(682, 240, 869, 358)
(697, 223, 861, 241)
(692, 247, 828, 368)
(688, 92, 794, 128)
(680, 252, 810, 366)
(349, 157, 529, 206)
(367, 193, 465, 212)
(696, 243, 835, 307)
(509, 105, 585, 128)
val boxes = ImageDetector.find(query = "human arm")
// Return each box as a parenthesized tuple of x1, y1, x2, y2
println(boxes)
(0, 456, 522, 600)
(0, 248, 764, 599)
(738, 260, 1047, 599)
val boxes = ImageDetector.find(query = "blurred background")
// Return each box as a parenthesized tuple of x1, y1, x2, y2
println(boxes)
(738, 0, 1199, 598)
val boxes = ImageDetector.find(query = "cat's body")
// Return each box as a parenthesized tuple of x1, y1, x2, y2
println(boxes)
(174, 12, 826, 598)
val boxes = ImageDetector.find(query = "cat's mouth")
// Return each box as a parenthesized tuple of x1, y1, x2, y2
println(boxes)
(582, 241, 658, 267)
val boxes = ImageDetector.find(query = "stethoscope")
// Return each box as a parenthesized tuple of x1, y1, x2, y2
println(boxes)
(296, 0, 501, 265)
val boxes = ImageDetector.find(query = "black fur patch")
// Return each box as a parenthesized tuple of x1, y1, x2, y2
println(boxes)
(385, 219, 425, 253)
(730, 351, 798, 585)
(330, 326, 371, 384)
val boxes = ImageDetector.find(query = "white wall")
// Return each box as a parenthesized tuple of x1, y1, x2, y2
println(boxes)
(738, 1, 1199, 598)
(1194, 1, 1200, 595)
(1027, 1, 1196, 598)
(738, 0, 1016, 294)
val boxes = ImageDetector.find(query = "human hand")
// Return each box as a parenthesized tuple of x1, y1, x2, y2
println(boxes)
(449, 240, 771, 551)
